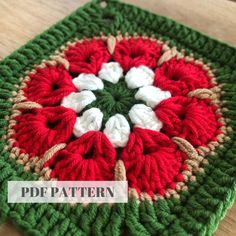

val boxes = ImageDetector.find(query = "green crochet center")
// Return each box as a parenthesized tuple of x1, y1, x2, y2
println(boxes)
(85, 79, 142, 126)
(0, 0, 236, 236)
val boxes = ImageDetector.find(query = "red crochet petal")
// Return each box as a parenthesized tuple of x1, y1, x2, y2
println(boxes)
(113, 37, 162, 71)
(46, 131, 116, 181)
(155, 96, 222, 147)
(154, 58, 214, 96)
(65, 39, 111, 74)
(121, 128, 187, 197)
(24, 65, 76, 106)
(13, 106, 76, 156)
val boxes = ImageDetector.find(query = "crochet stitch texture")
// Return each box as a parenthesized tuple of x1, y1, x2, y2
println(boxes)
(0, 0, 236, 235)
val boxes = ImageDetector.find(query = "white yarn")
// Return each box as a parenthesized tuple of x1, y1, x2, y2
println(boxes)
(135, 86, 171, 108)
(129, 104, 163, 131)
(98, 62, 123, 84)
(104, 114, 130, 148)
(125, 65, 155, 89)
(73, 108, 103, 137)
(73, 73, 104, 91)
(61, 91, 96, 113)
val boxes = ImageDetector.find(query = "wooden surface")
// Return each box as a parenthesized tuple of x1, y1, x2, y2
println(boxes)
(0, 0, 236, 235)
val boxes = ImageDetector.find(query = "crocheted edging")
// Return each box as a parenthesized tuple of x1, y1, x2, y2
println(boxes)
(2, 34, 231, 203)
(0, 0, 235, 235)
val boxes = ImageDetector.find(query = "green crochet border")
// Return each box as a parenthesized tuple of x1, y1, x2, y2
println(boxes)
(0, 0, 236, 235)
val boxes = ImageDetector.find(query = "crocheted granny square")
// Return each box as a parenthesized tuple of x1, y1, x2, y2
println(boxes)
(0, 0, 236, 235)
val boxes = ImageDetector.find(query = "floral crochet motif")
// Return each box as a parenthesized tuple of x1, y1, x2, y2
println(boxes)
(12, 35, 223, 199)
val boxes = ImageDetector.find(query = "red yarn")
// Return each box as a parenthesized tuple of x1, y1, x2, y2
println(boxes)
(113, 37, 162, 71)
(65, 39, 111, 74)
(24, 65, 76, 106)
(121, 128, 187, 196)
(154, 58, 214, 96)
(155, 96, 222, 147)
(46, 131, 116, 181)
(13, 106, 76, 156)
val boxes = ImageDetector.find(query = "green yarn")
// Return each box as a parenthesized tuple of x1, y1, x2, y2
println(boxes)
(103, 203, 125, 236)
(91, 204, 111, 235)
(0, 0, 235, 235)
(85, 79, 143, 126)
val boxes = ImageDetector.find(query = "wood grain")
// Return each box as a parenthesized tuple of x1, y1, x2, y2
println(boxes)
(0, 0, 236, 235)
